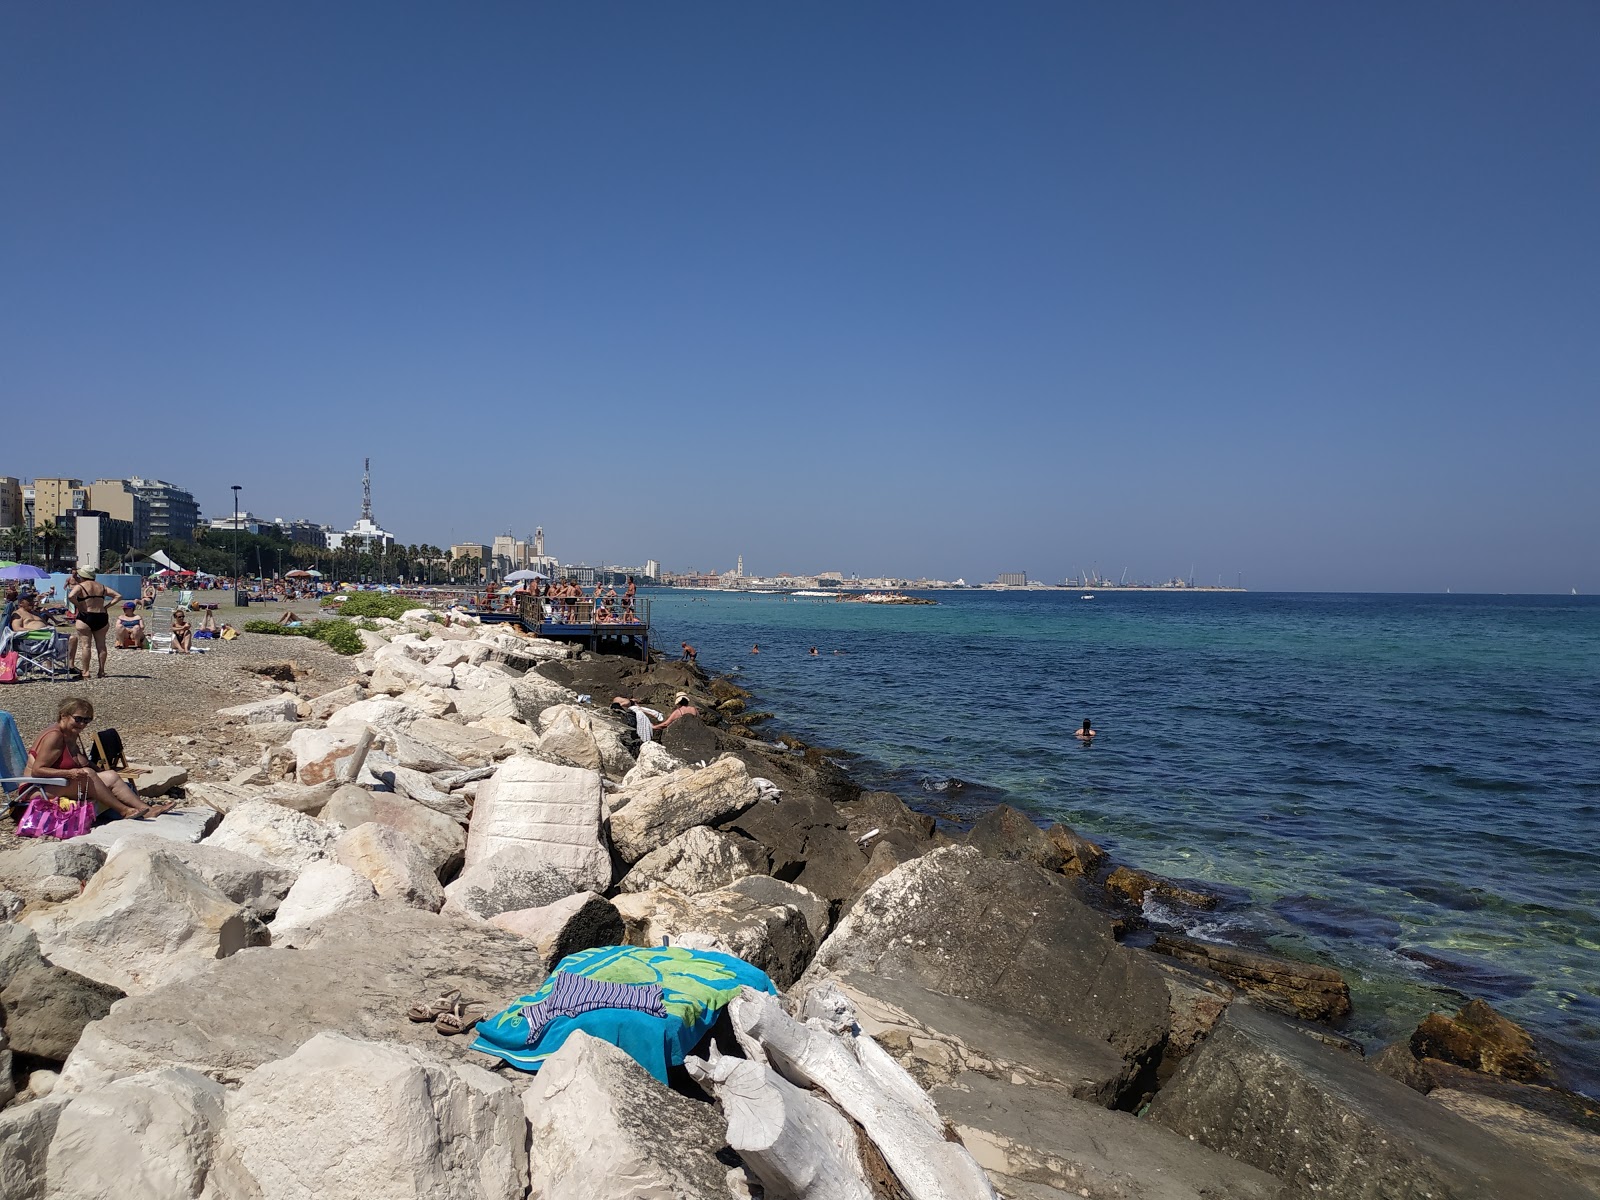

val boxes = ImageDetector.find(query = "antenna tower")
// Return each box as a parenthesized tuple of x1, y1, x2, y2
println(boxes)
(361, 458, 374, 523)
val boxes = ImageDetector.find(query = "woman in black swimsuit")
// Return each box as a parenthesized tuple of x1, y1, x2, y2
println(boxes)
(68, 567, 121, 679)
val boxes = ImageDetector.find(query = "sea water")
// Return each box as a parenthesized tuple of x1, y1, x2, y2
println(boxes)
(647, 588, 1600, 1094)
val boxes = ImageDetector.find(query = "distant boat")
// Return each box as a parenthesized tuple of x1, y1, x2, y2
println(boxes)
(1080, 593, 1095, 600)
(1574, 588, 1580, 596)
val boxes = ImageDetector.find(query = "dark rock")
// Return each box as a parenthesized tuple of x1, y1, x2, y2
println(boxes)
(716, 697, 746, 714)
(835, 790, 937, 843)
(1418, 1060, 1600, 1136)
(844, 839, 921, 908)
(659, 715, 719, 763)
(1371, 1039, 1434, 1092)
(1105, 865, 1220, 910)
(932, 1069, 1289, 1200)
(1150, 933, 1351, 1023)
(707, 677, 750, 704)
(1410, 999, 1557, 1086)
(1043, 823, 1107, 876)
(806, 846, 1170, 1071)
(1146, 955, 1235, 1079)
(1, 959, 125, 1063)
(719, 779, 870, 908)
(1429, 1086, 1600, 1194)
(1147, 1002, 1591, 1200)
(965, 805, 1067, 872)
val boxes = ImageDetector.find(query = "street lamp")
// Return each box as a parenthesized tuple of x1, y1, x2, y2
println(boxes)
(231, 485, 242, 588)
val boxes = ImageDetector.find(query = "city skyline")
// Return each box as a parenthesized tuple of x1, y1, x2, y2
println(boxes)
(3, 6, 1595, 593)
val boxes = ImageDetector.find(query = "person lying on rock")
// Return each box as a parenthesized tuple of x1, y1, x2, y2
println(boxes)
(26, 697, 175, 820)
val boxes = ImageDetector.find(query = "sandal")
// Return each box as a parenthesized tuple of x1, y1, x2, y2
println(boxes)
(434, 998, 485, 1036)
(408, 988, 461, 1023)
(134, 801, 177, 820)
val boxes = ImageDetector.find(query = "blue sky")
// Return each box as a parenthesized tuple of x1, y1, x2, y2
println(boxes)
(3, 3, 1595, 591)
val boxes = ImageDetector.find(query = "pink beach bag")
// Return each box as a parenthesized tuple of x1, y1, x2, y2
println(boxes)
(16, 785, 95, 840)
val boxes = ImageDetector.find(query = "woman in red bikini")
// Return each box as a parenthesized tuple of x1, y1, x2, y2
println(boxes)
(25, 697, 174, 820)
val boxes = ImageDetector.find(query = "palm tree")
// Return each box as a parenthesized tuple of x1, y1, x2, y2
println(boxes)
(36, 526, 68, 571)
(2, 525, 30, 564)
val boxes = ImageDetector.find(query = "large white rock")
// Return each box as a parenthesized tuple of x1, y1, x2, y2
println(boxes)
(360, 754, 469, 820)
(406, 717, 511, 766)
(106, 831, 298, 915)
(509, 674, 581, 725)
(612, 885, 815, 988)
(469, 716, 540, 748)
(450, 681, 519, 722)
(391, 685, 457, 718)
(267, 862, 377, 945)
(21, 844, 251, 994)
(44, 1067, 226, 1200)
(618, 825, 767, 896)
(442, 846, 578, 922)
(0, 1095, 70, 1200)
(451, 662, 518, 693)
(385, 727, 467, 773)
(184, 780, 336, 817)
(369, 659, 455, 696)
(619, 740, 684, 788)
(428, 641, 491, 669)
(465, 755, 610, 892)
(328, 696, 422, 737)
(203, 801, 339, 874)
(333, 823, 444, 912)
(306, 682, 365, 720)
(78, 807, 220, 851)
(217, 695, 299, 724)
(318, 785, 465, 878)
(609, 756, 761, 865)
(524, 1030, 731, 1200)
(488, 892, 626, 969)
(203, 1032, 528, 1200)
(287, 724, 373, 786)
(534, 704, 602, 771)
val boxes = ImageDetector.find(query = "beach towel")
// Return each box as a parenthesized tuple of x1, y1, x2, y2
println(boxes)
(632, 705, 662, 743)
(469, 944, 776, 1083)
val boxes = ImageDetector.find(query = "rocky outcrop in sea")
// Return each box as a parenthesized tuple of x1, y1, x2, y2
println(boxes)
(1, 605, 1595, 1199)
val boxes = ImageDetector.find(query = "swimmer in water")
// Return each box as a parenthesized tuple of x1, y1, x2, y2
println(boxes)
(809, 646, 818, 656)
(1075, 719, 1095, 742)
(752, 644, 759, 654)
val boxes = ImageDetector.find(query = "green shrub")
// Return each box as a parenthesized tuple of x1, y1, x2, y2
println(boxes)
(241, 617, 363, 655)
(243, 620, 292, 635)
(322, 593, 425, 620)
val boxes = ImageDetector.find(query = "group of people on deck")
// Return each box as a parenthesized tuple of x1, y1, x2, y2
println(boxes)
(503, 576, 638, 625)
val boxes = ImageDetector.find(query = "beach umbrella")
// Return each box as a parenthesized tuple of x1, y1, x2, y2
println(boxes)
(0, 564, 50, 581)
(504, 569, 545, 582)
(285, 570, 314, 578)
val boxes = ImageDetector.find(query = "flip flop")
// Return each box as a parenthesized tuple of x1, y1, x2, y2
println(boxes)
(408, 988, 461, 1023)
(434, 998, 485, 1036)
(134, 801, 177, 820)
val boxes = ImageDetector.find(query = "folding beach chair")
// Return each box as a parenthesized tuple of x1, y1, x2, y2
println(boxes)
(0, 626, 74, 681)
(0, 711, 68, 819)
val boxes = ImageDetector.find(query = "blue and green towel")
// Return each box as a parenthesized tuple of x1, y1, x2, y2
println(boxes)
(469, 944, 776, 1083)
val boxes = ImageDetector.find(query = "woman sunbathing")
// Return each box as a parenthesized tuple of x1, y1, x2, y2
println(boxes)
(170, 609, 193, 653)
(115, 602, 147, 648)
(27, 698, 174, 820)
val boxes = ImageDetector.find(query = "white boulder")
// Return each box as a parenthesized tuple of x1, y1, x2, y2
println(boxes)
(217, 695, 299, 724)
(442, 846, 580, 922)
(287, 724, 373, 787)
(333, 823, 444, 912)
(204, 801, 339, 874)
(608, 756, 761, 865)
(267, 862, 377, 945)
(465, 755, 610, 893)
(618, 826, 767, 896)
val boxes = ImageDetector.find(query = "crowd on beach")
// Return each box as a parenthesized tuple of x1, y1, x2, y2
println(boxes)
(498, 576, 639, 625)
(4, 568, 232, 678)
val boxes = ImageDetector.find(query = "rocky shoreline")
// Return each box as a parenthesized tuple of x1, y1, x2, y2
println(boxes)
(1, 609, 1595, 1199)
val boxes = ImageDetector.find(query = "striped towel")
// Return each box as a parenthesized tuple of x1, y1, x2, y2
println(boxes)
(519, 971, 667, 1047)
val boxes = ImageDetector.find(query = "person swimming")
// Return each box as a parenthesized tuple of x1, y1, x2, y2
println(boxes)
(809, 646, 818, 656)
(1075, 719, 1095, 742)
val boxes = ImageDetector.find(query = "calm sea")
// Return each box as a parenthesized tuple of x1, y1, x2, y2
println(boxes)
(646, 588, 1600, 1094)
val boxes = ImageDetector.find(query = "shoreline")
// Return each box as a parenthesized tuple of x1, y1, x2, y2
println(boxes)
(1, 607, 1594, 1197)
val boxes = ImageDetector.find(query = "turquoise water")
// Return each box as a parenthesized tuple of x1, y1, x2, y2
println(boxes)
(647, 588, 1600, 1093)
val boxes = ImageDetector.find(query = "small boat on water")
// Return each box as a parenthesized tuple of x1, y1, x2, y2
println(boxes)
(1080, 593, 1095, 600)
(791, 590, 837, 598)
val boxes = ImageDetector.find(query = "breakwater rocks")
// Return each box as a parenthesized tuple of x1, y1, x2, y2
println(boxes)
(1, 610, 1596, 1199)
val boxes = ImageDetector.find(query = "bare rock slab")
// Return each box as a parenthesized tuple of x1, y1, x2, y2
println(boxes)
(319, 784, 465, 878)
(523, 1029, 730, 1200)
(333, 822, 445, 911)
(612, 884, 815, 988)
(442, 845, 578, 922)
(933, 1069, 1288, 1200)
(57, 904, 548, 1092)
(465, 755, 609, 892)
(77, 806, 220, 850)
(265, 861, 377, 945)
(202, 800, 339, 874)
(1150, 932, 1351, 1023)
(488, 892, 626, 969)
(616, 825, 767, 896)
(203, 1032, 527, 1200)
(0, 926, 124, 1064)
(287, 723, 373, 786)
(1146, 1002, 1593, 1200)
(806, 846, 1170, 1071)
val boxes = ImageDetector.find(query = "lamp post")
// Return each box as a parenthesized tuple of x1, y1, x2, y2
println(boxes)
(231, 485, 242, 589)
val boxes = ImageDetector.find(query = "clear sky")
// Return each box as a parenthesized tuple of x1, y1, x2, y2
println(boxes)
(3, 3, 1595, 591)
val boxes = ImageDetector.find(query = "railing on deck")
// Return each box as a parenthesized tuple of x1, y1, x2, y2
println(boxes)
(513, 593, 650, 631)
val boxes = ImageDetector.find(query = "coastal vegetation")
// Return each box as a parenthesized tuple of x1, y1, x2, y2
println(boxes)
(241, 617, 364, 655)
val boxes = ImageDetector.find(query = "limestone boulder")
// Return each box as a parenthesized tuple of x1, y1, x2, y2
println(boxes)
(203, 801, 339, 874)
(725, 875, 832, 945)
(450, 679, 519, 722)
(184, 779, 337, 817)
(319, 785, 466, 878)
(616, 825, 767, 896)
(489, 892, 626, 969)
(391, 685, 458, 718)
(43, 1067, 227, 1200)
(524, 1030, 730, 1200)
(934, 1069, 1289, 1200)
(266, 861, 377, 945)
(104, 830, 298, 916)
(442, 846, 578, 922)
(610, 756, 761, 865)
(1105, 866, 1221, 911)
(203, 1032, 527, 1200)
(368, 656, 454, 695)
(407, 716, 512, 766)
(805, 846, 1170, 1071)
(21, 844, 253, 994)
(328, 697, 421, 738)
(612, 884, 815, 988)
(451, 662, 519, 692)
(1147, 1002, 1588, 1200)
(965, 804, 1067, 873)
(1409, 999, 1558, 1086)
(465, 755, 609, 892)
(0, 1095, 70, 1200)
(217, 694, 299, 724)
(334, 823, 445, 911)
(133, 765, 189, 798)
(57, 904, 548, 1093)
(305, 682, 364, 720)
(428, 640, 491, 669)
(469, 715, 540, 748)
(534, 704, 603, 771)
(0, 925, 124, 1064)
(384, 726, 467, 773)
(1044, 823, 1109, 876)
(509, 673, 581, 725)
(361, 752, 469, 820)
(0, 840, 107, 903)
(287, 723, 373, 787)
(620, 740, 682, 787)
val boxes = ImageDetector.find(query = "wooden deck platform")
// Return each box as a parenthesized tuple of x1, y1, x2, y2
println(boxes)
(469, 595, 652, 659)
